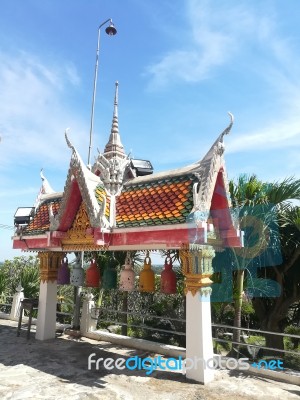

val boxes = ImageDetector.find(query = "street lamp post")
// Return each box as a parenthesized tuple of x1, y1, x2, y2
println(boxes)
(87, 18, 117, 168)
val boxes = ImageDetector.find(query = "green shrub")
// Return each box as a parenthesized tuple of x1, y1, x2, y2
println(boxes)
(0, 269, 8, 302)
(284, 353, 300, 371)
(284, 325, 300, 349)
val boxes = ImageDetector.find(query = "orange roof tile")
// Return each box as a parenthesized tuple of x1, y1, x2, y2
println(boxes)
(25, 197, 61, 235)
(116, 174, 197, 227)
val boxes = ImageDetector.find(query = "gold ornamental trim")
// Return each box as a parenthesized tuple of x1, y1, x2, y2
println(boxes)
(184, 274, 213, 296)
(38, 251, 64, 283)
(180, 243, 215, 296)
(179, 244, 215, 276)
(62, 244, 109, 252)
(61, 202, 95, 248)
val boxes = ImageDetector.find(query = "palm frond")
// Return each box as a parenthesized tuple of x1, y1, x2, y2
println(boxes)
(266, 177, 300, 204)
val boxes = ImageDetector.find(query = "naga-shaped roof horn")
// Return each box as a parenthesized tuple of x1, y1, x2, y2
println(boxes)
(219, 112, 234, 143)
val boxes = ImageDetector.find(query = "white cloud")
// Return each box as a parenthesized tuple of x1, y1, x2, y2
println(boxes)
(143, 0, 300, 179)
(145, 0, 260, 89)
(227, 120, 300, 154)
(144, 0, 298, 93)
(65, 64, 81, 86)
(226, 64, 300, 155)
(0, 51, 87, 171)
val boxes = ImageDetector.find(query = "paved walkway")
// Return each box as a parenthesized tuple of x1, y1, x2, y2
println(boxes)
(0, 319, 299, 400)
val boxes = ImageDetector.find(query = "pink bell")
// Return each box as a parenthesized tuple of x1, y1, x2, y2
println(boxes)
(161, 255, 177, 294)
(119, 253, 135, 291)
(57, 256, 70, 285)
(86, 259, 101, 288)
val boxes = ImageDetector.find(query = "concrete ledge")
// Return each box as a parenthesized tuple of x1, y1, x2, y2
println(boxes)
(0, 312, 10, 320)
(0, 314, 69, 333)
(247, 365, 300, 386)
(82, 329, 186, 358)
(0, 312, 37, 324)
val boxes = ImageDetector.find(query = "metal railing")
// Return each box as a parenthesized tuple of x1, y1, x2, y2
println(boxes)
(212, 323, 300, 357)
(56, 301, 73, 323)
(0, 297, 73, 323)
(96, 306, 186, 336)
(1, 294, 299, 364)
(95, 308, 300, 361)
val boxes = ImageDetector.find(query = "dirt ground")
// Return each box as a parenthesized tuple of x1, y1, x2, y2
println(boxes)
(0, 319, 299, 400)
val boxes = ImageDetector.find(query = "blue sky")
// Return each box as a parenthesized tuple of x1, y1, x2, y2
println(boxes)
(1, 0, 300, 261)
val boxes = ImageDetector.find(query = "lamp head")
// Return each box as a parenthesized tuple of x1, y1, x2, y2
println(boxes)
(105, 22, 117, 36)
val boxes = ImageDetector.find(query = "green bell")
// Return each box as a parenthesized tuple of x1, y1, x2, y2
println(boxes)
(102, 257, 118, 289)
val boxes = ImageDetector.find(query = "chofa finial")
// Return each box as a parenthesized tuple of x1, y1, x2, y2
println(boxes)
(40, 168, 45, 181)
(220, 112, 234, 142)
(64, 128, 75, 152)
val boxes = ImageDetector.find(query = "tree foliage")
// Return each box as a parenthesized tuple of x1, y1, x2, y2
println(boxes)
(228, 174, 300, 351)
(0, 255, 40, 299)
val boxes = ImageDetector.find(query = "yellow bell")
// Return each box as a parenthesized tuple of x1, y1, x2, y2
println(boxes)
(139, 252, 155, 292)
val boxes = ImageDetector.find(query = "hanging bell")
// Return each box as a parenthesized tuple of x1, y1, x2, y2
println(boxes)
(105, 21, 117, 36)
(161, 254, 177, 294)
(70, 253, 85, 287)
(119, 252, 135, 291)
(57, 256, 70, 285)
(139, 252, 155, 293)
(86, 259, 101, 288)
(102, 256, 118, 289)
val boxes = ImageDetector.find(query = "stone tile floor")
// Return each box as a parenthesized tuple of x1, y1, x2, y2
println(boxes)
(0, 319, 299, 400)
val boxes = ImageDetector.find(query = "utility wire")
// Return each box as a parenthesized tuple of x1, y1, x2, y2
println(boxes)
(0, 224, 14, 230)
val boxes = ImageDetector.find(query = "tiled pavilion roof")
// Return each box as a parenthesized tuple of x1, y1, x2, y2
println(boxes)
(95, 185, 110, 219)
(24, 173, 198, 235)
(25, 196, 61, 235)
(116, 174, 197, 228)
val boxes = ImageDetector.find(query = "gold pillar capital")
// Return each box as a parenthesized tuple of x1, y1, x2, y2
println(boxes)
(38, 252, 64, 283)
(179, 244, 215, 296)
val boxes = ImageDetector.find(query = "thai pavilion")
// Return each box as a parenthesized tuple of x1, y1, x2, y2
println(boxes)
(12, 81, 243, 384)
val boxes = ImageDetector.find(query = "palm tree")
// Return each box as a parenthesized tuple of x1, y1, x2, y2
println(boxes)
(228, 175, 300, 353)
(251, 204, 300, 351)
